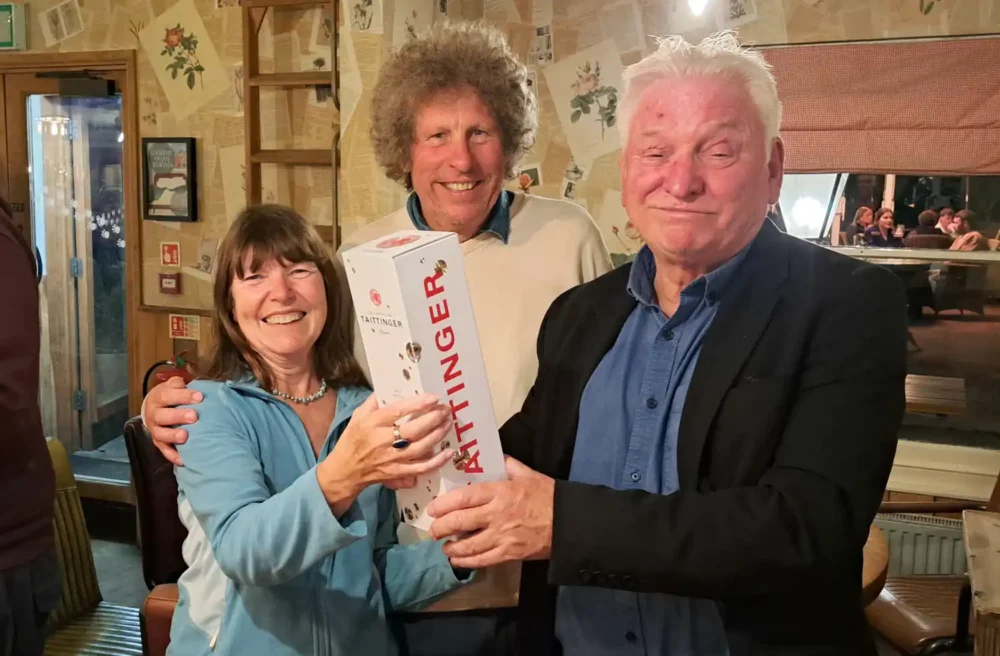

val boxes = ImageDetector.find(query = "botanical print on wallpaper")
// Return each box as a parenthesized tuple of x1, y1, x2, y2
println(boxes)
(40, 0, 84, 47)
(597, 189, 643, 268)
(392, 0, 434, 48)
(310, 6, 333, 53)
(542, 39, 623, 167)
(343, 0, 384, 34)
(138, 0, 229, 120)
(718, 0, 758, 29)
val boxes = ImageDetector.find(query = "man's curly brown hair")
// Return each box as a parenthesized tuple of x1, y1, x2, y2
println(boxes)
(370, 20, 537, 190)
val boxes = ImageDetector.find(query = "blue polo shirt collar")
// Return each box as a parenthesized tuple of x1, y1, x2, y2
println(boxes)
(406, 190, 512, 243)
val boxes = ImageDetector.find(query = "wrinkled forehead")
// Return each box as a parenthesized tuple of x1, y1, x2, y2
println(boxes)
(629, 75, 761, 144)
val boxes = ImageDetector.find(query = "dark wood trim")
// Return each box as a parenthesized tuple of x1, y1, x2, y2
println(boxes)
(76, 476, 136, 505)
(0, 49, 136, 72)
(121, 50, 145, 418)
(0, 77, 7, 201)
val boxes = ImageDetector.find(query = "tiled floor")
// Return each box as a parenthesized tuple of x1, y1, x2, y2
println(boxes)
(92, 538, 148, 608)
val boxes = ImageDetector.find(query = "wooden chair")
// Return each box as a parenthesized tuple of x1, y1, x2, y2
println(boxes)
(866, 473, 1000, 655)
(122, 416, 188, 656)
(962, 510, 1000, 655)
(42, 438, 144, 655)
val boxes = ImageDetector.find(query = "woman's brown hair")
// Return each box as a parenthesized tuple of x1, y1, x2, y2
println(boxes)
(202, 204, 367, 391)
(853, 206, 872, 226)
(874, 207, 894, 222)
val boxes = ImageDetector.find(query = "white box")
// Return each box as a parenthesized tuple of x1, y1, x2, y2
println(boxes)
(342, 230, 507, 531)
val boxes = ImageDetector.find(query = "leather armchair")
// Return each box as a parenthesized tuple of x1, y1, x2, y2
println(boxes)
(866, 477, 1000, 655)
(123, 417, 188, 656)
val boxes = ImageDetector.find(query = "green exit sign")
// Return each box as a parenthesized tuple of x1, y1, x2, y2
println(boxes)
(0, 3, 26, 50)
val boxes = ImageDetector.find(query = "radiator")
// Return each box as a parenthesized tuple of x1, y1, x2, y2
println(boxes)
(874, 513, 967, 577)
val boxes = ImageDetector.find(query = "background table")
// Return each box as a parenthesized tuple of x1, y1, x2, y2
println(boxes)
(905, 374, 967, 418)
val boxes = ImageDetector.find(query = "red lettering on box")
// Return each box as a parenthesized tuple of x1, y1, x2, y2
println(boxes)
(455, 420, 475, 443)
(461, 451, 483, 475)
(424, 259, 484, 474)
(429, 299, 450, 324)
(424, 269, 444, 298)
(436, 327, 455, 352)
(449, 398, 469, 421)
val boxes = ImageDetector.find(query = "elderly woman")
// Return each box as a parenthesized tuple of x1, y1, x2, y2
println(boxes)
(166, 205, 469, 656)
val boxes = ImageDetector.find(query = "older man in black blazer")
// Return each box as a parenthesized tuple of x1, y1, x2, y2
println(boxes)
(427, 32, 907, 656)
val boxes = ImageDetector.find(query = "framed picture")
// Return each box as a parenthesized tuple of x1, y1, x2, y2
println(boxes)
(142, 137, 197, 222)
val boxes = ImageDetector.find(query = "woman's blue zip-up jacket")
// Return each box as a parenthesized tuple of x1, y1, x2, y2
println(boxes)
(167, 380, 469, 656)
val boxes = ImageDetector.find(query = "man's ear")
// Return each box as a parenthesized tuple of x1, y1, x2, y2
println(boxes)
(767, 137, 785, 206)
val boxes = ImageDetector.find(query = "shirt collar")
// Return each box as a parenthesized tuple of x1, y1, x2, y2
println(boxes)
(406, 190, 512, 244)
(626, 234, 755, 311)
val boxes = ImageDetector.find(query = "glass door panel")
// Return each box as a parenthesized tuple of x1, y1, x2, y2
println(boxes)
(6, 72, 128, 454)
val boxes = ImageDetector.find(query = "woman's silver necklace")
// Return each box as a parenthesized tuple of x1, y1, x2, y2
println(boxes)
(272, 379, 328, 404)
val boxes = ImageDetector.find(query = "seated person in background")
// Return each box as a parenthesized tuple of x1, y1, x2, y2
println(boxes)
(903, 209, 951, 248)
(845, 206, 873, 244)
(864, 207, 903, 247)
(910, 210, 942, 236)
(167, 204, 470, 656)
(950, 209, 989, 251)
(936, 207, 957, 235)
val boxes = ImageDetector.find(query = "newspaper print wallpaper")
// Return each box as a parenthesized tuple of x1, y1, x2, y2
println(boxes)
(13, 0, 999, 312)
(338, 0, 1000, 268)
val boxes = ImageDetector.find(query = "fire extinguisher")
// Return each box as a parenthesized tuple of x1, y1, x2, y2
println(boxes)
(142, 353, 195, 396)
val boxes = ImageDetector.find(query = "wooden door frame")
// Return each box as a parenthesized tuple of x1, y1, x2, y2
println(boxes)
(0, 50, 141, 433)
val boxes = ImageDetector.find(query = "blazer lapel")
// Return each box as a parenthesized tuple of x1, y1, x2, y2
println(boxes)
(550, 265, 636, 479)
(677, 221, 791, 489)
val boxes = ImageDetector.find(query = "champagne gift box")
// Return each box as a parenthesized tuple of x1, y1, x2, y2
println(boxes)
(342, 230, 507, 531)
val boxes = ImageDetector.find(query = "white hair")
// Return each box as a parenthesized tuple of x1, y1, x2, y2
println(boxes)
(617, 31, 782, 149)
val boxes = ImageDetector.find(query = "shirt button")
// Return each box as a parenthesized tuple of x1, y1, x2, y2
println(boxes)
(625, 631, 638, 644)
(646, 397, 657, 409)
(630, 471, 641, 482)
(662, 329, 674, 341)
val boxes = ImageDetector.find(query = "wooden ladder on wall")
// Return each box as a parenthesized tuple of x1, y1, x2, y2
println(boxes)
(241, 0, 339, 245)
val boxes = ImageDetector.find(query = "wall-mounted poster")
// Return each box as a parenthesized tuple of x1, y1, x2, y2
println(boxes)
(138, 0, 228, 119)
(143, 137, 198, 222)
(343, 0, 384, 34)
(541, 39, 623, 167)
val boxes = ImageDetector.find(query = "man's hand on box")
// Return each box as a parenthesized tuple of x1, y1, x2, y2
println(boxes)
(427, 457, 554, 569)
(145, 377, 203, 466)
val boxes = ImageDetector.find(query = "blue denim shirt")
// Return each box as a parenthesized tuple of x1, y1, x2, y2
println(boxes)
(406, 190, 513, 243)
(554, 242, 751, 656)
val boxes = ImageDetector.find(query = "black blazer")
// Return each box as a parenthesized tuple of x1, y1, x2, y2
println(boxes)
(499, 221, 907, 656)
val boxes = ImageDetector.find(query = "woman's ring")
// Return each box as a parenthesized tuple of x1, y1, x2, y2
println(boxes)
(391, 425, 409, 449)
